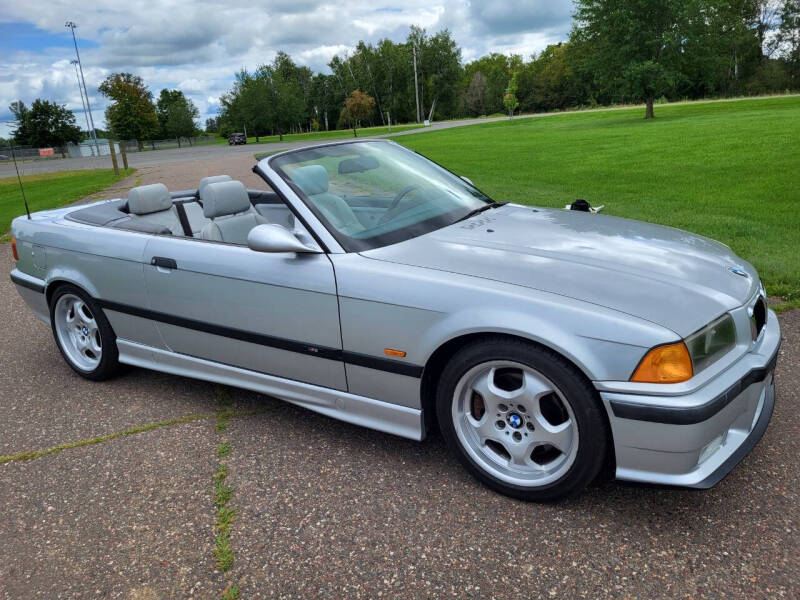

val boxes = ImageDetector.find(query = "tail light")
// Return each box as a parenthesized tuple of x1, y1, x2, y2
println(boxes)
(11, 236, 18, 261)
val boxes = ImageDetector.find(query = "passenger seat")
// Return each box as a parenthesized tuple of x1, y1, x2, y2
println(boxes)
(199, 180, 268, 244)
(126, 183, 183, 235)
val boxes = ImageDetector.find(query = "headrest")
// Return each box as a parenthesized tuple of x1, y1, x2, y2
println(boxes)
(200, 180, 251, 218)
(198, 174, 232, 194)
(127, 183, 172, 215)
(292, 165, 329, 196)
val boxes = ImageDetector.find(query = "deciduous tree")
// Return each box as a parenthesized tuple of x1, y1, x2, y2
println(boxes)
(9, 99, 82, 152)
(503, 73, 519, 118)
(572, 0, 684, 119)
(777, 0, 800, 85)
(340, 90, 375, 136)
(98, 73, 159, 148)
(156, 89, 200, 145)
(464, 72, 488, 115)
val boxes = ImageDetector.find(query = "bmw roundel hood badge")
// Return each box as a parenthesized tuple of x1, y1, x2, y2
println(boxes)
(729, 266, 749, 278)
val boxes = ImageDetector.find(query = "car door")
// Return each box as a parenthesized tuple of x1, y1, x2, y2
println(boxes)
(141, 235, 346, 391)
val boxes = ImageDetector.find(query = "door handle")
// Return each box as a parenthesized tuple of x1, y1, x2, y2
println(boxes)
(151, 256, 177, 269)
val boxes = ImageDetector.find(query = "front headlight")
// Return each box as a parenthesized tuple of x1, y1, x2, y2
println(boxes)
(631, 314, 736, 383)
(685, 313, 737, 372)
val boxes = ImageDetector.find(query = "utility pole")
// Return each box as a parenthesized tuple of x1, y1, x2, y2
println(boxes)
(66, 21, 100, 156)
(412, 44, 421, 123)
(70, 60, 92, 153)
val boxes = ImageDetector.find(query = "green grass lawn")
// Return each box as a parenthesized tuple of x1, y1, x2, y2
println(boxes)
(394, 97, 800, 306)
(218, 122, 424, 145)
(0, 168, 135, 235)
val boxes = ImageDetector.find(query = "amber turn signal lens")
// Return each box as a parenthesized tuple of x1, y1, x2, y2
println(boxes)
(384, 348, 406, 357)
(11, 236, 18, 261)
(631, 342, 693, 383)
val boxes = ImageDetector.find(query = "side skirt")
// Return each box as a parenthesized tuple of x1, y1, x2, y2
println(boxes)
(116, 339, 424, 441)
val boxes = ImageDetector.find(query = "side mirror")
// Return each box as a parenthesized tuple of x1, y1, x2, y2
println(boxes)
(247, 224, 321, 253)
(460, 175, 474, 186)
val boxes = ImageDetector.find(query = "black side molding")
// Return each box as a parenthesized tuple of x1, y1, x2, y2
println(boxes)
(343, 351, 424, 378)
(609, 345, 779, 425)
(10, 272, 45, 294)
(96, 298, 423, 378)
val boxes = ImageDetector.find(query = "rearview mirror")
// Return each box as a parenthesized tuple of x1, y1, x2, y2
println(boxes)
(247, 224, 321, 253)
(338, 155, 379, 174)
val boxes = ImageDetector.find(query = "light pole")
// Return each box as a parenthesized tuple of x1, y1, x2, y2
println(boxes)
(412, 44, 421, 123)
(70, 60, 92, 155)
(65, 21, 100, 156)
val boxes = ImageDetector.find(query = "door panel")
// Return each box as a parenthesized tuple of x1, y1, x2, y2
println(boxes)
(142, 236, 346, 391)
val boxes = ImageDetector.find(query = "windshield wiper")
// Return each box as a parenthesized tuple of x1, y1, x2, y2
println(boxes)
(455, 201, 507, 223)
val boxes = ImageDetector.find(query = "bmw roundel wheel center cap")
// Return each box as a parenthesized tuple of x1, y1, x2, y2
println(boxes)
(507, 412, 523, 429)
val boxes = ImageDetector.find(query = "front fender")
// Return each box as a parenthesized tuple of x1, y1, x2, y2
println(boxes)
(415, 304, 673, 382)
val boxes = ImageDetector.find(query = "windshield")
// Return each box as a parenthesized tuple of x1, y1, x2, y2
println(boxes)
(270, 141, 492, 251)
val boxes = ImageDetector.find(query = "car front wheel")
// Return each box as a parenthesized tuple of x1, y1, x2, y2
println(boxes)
(436, 338, 608, 501)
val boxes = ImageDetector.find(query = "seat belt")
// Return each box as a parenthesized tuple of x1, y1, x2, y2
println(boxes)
(174, 202, 194, 237)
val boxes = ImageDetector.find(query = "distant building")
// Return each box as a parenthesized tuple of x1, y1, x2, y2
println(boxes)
(66, 139, 119, 158)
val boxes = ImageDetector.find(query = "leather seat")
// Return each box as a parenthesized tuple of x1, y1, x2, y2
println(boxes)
(178, 175, 234, 235)
(199, 180, 268, 244)
(126, 183, 183, 235)
(198, 174, 232, 197)
(291, 165, 364, 235)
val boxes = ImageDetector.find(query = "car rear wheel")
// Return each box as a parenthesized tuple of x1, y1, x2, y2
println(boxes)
(436, 338, 608, 501)
(49, 285, 122, 381)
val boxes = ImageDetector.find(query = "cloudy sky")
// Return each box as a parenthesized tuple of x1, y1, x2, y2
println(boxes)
(0, 1, 574, 138)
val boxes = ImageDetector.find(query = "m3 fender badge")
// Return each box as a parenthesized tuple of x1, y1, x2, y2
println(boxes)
(728, 266, 749, 278)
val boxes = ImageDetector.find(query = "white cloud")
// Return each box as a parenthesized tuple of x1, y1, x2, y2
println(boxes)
(0, 0, 574, 137)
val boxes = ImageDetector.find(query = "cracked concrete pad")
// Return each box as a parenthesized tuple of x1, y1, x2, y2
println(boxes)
(0, 420, 224, 599)
(0, 248, 257, 456)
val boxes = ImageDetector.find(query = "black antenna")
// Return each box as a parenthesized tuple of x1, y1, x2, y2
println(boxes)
(10, 146, 31, 219)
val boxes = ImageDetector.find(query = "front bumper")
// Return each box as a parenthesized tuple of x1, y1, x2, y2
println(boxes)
(599, 310, 780, 488)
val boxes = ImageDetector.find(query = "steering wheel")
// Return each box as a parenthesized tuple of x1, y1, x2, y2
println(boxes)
(378, 185, 420, 225)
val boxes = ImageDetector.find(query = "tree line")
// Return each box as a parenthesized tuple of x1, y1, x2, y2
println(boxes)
(217, 0, 799, 134)
(5, 0, 800, 149)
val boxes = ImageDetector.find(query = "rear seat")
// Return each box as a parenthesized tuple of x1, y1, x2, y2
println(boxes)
(104, 176, 291, 239)
(175, 175, 233, 236)
(117, 183, 183, 235)
(198, 174, 232, 196)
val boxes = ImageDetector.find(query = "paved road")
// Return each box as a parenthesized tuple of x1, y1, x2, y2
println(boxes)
(0, 110, 599, 178)
(1, 248, 798, 598)
(6, 95, 799, 179)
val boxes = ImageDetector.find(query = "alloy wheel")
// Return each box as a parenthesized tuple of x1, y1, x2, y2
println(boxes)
(452, 360, 579, 487)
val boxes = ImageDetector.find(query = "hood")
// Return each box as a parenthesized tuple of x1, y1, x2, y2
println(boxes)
(361, 204, 759, 337)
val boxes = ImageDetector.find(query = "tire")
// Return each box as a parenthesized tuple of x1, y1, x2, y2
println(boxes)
(436, 337, 608, 502)
(49, 284, 122, 381)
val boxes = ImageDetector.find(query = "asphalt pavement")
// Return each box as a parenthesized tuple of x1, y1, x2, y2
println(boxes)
(0, 238, 798, 598)
(0, 116, 511, 178)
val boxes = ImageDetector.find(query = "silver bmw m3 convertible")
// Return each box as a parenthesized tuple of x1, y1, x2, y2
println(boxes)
(10, 140, 780, 501)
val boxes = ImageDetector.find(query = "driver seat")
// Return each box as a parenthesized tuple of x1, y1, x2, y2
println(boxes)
(291, 165, 364, 235)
